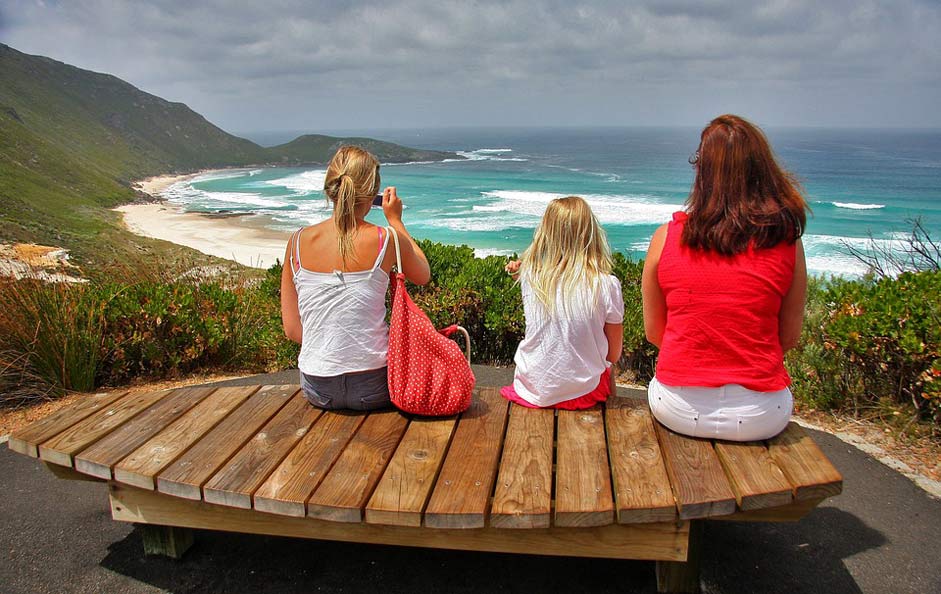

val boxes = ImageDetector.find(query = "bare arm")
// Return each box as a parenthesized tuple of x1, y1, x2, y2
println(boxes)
(280, 235, 303, 344)
(778, 239, 807, 352)
(604, 322, 623, 396)
(383, 186, 431, 285)
(641, 224, 669, 347)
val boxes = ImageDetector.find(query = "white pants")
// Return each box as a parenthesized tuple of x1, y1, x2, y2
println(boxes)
(648, 377, 792, 442)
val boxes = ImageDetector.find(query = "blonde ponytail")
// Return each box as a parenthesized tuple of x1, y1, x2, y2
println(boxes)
(323, 146, 381, 263)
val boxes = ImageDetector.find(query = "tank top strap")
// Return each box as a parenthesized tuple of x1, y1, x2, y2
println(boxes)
(371, 226, 391, 270)
(289, 227, 304, 276)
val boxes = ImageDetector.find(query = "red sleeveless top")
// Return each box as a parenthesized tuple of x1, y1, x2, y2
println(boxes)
(656, 212, 795, 391)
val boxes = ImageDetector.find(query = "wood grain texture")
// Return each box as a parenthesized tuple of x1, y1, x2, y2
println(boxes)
(555, 406, 615, 527)
(424, 388, 509, 528)
(110, 483, 689, 562)
(654, 421, 737, 520)
(605, 398, 677, 524)
(254, 411, 365, 517)
(364, 416, 457, 527)
(74, 387, 216, 479)
(38, 388, 171, 467)
(7, 390, 129, 457)
(490, 405, 555, 529)
(714, 441, 793, 511)
(307, 411, 410, 523)
(767, 422, 843, 501)
(113, 386, 259, 489)
(203, 394, 321, 509)
(156, 385, 297, 500)
(709, 497, 825, 523)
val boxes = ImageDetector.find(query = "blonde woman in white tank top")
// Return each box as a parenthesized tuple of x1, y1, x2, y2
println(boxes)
(280, 146, 431, 410)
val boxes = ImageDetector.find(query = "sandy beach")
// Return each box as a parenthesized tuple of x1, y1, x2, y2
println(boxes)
(116, 203, 289, 269)
(133, 172, 207, 196)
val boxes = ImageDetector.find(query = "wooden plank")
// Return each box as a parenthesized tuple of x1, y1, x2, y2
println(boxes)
(307, 411, 410, 523)
(709, 497, 826, 523)
(605, 398, 677, 524)
(364, 416, 457, 527)
(202, 394, 322, 509)
(111, 483, 689, 562)
(7, 390, 129, 457)
(714, 441, 793, 511)
(113, 386, 259, 489)
(156, 385, 297, 500)
(555, 406, 615, 527)
(74, 387, 216, 479)
(42, 461, 105, 482)
(38, 388, 171, 467)
(424, 388, 509, 528)
(490, 405, 554, 529)
(767, 422, 843, 501)
(254, 411, 365, 517)
(654, 421, 737, 520)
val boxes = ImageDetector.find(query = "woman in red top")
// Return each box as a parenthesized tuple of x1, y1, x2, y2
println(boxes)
(642, 115, 809, 441)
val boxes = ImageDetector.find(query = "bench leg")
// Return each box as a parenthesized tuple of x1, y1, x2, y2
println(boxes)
(655, 520, 702, 593)
(138, 524, 195, 559)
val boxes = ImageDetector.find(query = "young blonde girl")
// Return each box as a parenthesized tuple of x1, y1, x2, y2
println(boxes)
(502, 196, 624, 410)
(280, 146, 430, 411)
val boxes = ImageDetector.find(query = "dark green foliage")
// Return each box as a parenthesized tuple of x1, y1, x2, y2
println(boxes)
(789, 271, 941, 426)
(270, 135, 456, 166)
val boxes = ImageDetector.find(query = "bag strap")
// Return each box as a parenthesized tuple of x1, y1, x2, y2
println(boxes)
(387, 226, 403, 273)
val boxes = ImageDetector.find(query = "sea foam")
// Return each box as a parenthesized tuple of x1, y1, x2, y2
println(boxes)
(831, 201, 886, 210)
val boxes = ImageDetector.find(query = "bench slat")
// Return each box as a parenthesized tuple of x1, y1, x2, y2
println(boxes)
(605, 398, 677, 524)
(654, 421, 737, 519)
(113, 386, 259, 490)
(364, 416, 457, 527)
(8, 390, 130, 457)
(767, 422, 843, 501)
(490, 405, 554, 529)
(254, 411, 365, 517)
(307, 411, 410, 523)
(555, 406, 615, 527)
(38, 389, 171, 467)
(203, 393, 321, 509)
(74, 387, 216, 479)
(714, 441, 793, 511)
(424, 388, 509, 528)
(156, 385, 297, 500)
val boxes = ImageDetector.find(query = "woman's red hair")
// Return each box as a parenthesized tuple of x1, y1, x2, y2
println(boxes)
(684, 115, 808, 255)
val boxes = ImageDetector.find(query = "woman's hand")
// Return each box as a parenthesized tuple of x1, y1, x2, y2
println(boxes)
(505, 259, 521, 277)
(382, 186, 403, 224)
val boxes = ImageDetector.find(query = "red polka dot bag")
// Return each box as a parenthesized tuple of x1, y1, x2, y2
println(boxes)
(386, 227, 475, 416)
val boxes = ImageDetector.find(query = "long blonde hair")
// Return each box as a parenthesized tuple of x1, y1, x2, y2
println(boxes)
(520, 196, 613, 317)
(323, 146, 381, 262)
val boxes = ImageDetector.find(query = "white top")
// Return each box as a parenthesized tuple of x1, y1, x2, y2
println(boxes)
(512, 274, 624, 407)
(293, 229, 391, 377)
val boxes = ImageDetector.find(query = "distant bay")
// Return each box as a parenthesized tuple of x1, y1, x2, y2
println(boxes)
(159, 127, 941, 277)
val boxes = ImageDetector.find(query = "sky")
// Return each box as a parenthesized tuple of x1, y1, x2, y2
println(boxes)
(2, 0, 940, 132)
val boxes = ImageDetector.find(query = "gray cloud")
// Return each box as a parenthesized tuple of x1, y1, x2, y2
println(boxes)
(2, 0, 939, 131)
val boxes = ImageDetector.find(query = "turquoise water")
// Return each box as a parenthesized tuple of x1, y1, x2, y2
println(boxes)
(163, 127, 941, 276)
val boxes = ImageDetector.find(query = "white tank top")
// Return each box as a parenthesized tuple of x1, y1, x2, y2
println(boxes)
(292, 227, 391, 377)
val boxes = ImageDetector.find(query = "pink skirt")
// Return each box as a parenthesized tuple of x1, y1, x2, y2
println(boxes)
(500, 368, 611, 410)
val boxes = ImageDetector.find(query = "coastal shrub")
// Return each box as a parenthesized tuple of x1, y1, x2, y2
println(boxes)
(789, 271, 941, 428)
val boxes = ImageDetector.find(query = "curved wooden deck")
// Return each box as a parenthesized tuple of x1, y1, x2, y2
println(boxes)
(7, 383, 843, 591)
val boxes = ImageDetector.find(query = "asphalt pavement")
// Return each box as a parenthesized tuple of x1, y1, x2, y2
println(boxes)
(2, 366, 939, 594)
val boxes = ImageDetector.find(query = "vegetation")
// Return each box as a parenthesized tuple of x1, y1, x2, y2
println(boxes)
(3, 240, 937, 437)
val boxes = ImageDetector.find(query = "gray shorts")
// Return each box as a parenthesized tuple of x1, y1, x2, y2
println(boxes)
(300, 367, 391, 411)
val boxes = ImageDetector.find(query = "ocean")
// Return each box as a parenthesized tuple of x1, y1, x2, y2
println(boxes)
(161, 127, 941, 276)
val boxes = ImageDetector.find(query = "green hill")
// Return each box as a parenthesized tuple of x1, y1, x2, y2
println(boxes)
(0, 43, 457, 272)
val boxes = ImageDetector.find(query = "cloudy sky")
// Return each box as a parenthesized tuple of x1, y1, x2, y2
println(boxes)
(2, 0, 940, 133)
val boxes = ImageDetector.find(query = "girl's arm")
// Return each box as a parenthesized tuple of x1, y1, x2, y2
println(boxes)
(383, 187, 431, 285)
(280, 235, 303, 344)
(604, 322, 623, 396)
(641, 224, 669, 347)
(778, 239, 807, 352)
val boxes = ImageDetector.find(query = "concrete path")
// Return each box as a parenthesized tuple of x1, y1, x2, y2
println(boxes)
(2, 367, 939, 593)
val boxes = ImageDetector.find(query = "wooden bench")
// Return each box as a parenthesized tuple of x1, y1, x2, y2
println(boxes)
(7, 384, 842, 593)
